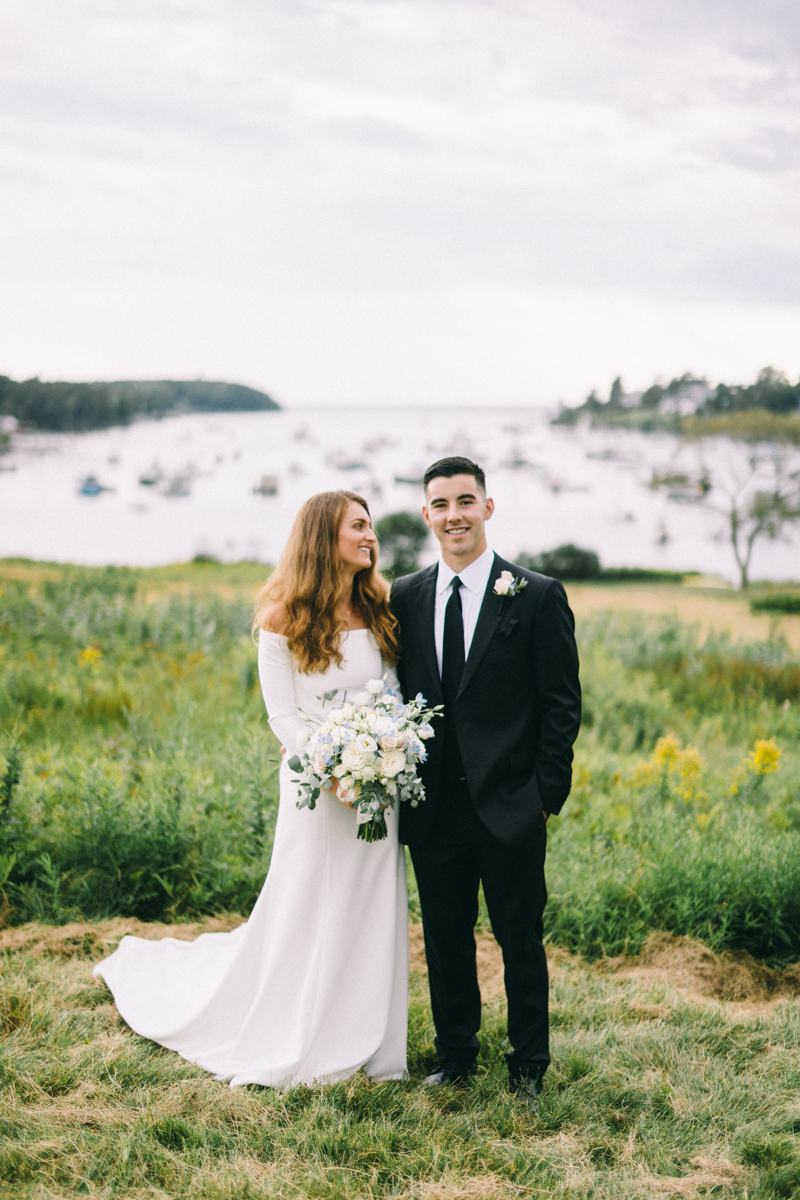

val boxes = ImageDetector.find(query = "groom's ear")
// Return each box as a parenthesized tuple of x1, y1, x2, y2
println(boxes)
(421, 504, 433, 530)
(484, 497, 495, 520)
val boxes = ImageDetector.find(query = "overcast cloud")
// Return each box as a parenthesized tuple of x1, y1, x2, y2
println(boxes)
(1, 0, 800, 404)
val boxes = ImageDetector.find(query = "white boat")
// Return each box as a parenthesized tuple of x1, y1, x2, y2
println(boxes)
(253, 474, 279, 495)
(163, 476, 191, 497)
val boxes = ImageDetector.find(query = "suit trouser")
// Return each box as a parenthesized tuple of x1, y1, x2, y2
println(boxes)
(409, 776, 550, 1078)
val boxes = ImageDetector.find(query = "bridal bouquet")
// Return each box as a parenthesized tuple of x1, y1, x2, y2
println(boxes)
(287, 679, 442, 842)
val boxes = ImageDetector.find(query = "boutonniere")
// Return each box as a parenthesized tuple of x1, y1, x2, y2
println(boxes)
(493, 570, 528, 598)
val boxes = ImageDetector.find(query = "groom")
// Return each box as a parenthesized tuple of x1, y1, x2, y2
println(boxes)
(391, 456, 581, 1106)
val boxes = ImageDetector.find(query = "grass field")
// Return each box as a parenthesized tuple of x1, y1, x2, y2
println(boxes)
(565, 580, 800, 650)
(1, 918, 798, 1198)
(1, 560, 799, 1197)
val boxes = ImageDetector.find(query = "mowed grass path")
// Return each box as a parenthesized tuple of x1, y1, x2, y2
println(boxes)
(565, 582, 800, 650)
(1, 918, 799, 1199)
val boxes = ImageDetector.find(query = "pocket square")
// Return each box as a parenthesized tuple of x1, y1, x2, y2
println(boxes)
(498, 619, 520, 638)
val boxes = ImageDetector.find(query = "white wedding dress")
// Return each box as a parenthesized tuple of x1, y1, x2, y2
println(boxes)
(94, 629, 409, 1088)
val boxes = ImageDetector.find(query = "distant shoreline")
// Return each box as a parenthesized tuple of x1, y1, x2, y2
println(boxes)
(0, 377, 279, 435)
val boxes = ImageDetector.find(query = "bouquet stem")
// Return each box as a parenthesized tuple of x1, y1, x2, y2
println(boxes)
(357, 814, 388, 842)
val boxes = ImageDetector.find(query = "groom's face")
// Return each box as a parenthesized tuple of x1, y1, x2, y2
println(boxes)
(423, 473, 494, 566)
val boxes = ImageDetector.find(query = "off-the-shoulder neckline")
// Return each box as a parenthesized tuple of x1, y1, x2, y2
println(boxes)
(259, 628, 371, 638)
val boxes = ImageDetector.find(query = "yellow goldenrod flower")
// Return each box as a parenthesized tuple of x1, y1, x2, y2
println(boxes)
(675, 744, 706, 804)
(653, 733, 681, 766)
(631, 759, 659, 788)
(747, 738, 781, 777)
(79, 646, 102, 665)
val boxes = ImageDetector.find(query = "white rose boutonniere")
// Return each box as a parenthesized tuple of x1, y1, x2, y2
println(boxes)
(493, 570, 528, 598)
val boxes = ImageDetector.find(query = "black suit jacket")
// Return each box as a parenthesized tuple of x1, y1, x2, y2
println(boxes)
(391, 554, 581, 847)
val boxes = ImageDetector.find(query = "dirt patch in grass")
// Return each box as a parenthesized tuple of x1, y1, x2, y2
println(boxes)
(638, 1156, 746, 1196)
(600, 931, 800, 1005)
(0, 914, 245, 958)
(412, 922, 800, 1013)
(7, 919, 799, 1016)
(406, 1175, 532, 1198)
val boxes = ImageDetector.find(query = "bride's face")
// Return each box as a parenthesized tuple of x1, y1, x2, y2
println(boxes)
(337, 502, 377, 573)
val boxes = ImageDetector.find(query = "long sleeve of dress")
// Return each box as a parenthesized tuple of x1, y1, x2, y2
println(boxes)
(257, 630, 308, 750)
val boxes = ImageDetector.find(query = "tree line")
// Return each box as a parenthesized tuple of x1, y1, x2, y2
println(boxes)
(0, 377, 278, 433)
(557, 366, 800, 424)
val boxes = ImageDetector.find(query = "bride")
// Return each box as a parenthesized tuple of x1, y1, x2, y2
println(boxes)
(94, 490, 409, 1088)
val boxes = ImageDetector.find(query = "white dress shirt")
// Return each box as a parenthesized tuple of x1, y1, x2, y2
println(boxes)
(434, 546, 495, 678)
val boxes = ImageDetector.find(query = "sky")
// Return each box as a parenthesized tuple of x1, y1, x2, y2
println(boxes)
(2, 0, 800, 406)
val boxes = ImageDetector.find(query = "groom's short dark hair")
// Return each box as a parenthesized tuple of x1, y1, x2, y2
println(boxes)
(423, 457, 486, 494)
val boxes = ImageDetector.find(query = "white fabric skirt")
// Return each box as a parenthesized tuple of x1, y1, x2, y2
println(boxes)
(94, 764, 408, 1088)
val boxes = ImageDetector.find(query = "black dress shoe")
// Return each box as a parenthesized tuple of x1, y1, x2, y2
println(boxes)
(509, 1070, 544, 1112)
(421, 1063, 471, 1088)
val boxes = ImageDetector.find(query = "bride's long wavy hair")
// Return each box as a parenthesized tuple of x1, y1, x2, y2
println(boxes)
(253, 490, 400, 674)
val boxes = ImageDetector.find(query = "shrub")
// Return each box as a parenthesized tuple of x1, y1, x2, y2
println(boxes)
(751, 593, 800, 615)
(518, 544, 601, 580)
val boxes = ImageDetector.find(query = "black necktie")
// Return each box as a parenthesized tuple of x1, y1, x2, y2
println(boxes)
(442, 577, 465, 703)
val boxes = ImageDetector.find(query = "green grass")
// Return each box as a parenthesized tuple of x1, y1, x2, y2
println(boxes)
(2, 561, 800, 958)
(0, 922, 798, 1198)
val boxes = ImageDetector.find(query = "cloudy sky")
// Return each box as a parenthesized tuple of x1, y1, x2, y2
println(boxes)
(2, 0, 800, 405)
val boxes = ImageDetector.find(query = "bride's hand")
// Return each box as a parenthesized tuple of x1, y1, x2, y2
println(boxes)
(330, 777, 356, 809)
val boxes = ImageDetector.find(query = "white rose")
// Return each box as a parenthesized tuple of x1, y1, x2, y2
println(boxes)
(380, 749, 407, 778)
(351, 690, 371, 706)
(373, 717, 393, 738)
(494, 570, 514, 596)
(366, 678, 385, 695)
(328, 708, 344, 725)
(418, 723, 434, 740)
(341, 743, 366, 771)
(380, 735, 399, 751)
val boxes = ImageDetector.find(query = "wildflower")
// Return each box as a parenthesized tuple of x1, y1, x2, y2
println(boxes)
(79, 646, 102, 665)
(652, 733, 681, 767)
(631, 759, 659, 789)
(747, 738, 781, 777)
(675, 745, 706, 805)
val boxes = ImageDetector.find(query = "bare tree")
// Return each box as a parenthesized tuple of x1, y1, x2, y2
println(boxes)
(702, 444, 800, 588)
(650, 440, 800, 588)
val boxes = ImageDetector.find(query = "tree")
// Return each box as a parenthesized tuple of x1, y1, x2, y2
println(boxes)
(656, 443, 800, 588)
(712, 447, 800, 588)
(608, 376, 624, 408)
(374, 512, 429, 578)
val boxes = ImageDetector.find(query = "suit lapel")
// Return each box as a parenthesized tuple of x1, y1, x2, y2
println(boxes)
(412, 565, 441, 701)
(457, 554, 508, 698)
